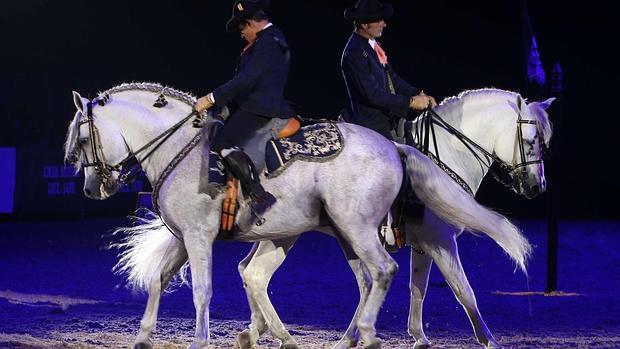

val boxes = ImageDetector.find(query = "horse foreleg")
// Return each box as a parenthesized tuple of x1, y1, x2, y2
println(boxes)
(237, 238, 300, 349)
(332, 238, 371, 349)
(234, 242, 267, 349)
(134, 240, 188, 349)
(417, 211, 500, 348)
(185, 232, 216, 349)
(407, 246, 433, 349)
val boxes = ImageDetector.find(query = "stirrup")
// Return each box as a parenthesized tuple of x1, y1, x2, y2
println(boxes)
(380, 225, 399, 253)
(250, 207, 267, 226)
(248, 189, 277, 218)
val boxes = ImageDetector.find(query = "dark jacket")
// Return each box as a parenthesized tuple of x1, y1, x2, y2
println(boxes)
(214, 25, 295, 119)
(341, 32, 418, 138)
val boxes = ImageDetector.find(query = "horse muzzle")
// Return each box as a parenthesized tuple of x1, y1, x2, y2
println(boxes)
(84, 175, 120, 200)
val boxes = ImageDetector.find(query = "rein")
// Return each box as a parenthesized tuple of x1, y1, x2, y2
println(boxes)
(78, 100, 198, 186)
(410, 106, 545, 191)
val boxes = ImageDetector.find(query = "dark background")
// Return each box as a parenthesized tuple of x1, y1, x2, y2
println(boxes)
(0, 0, 617, 220)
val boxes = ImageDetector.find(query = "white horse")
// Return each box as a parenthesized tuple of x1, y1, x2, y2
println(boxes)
(63, 83, 506, 349)
(222, 89, 554, 349)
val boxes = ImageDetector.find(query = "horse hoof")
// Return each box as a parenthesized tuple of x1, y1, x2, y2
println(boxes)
(234, 330, 255, 349)
(413, 338, 432, 349)
(134, 341, 153, 349)
(363, 339, 382, 349)
(486, 341, 503, 349)
(331, 338, 358, 349)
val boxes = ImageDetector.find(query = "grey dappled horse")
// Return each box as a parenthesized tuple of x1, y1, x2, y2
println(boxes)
(64, 83, 497, 349)
(225, 89, 554, 349)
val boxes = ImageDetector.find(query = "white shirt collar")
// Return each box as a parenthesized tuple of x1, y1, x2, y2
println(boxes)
(262, 22, 273, 30)
(368, 38, 377, 49)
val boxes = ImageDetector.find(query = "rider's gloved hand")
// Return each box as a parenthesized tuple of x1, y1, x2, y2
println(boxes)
(410, 90, 437, 110)
(194, 93, 215, 113)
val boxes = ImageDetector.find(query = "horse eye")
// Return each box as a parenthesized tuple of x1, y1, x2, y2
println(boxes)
(78, 138, 88, 145)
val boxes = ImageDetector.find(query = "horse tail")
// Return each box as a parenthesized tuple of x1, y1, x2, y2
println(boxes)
(397, 144, 532, 273)
(109, 212, 189, 293)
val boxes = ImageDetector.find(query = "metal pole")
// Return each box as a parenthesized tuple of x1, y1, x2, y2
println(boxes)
(546, 62, 563, 293)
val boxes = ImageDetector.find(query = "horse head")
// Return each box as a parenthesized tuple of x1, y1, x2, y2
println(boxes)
(64, 91, 127, 199)
(495, 95, 554, 199)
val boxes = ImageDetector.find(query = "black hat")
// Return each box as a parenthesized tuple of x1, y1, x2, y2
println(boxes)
(226, 0, 270, 33)
(344, 0, 393, 23)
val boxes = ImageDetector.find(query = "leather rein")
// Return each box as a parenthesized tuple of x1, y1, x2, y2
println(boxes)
(409, 106, 546, 192)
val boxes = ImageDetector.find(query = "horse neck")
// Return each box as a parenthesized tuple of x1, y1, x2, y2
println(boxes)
(104, 94, 199, 185)
(429, 94, 516, 193)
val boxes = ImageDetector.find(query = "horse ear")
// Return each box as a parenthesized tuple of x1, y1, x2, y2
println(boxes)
(516, 95, 526, 112)
(536, 97, 556, 110)
(72, 91, 85, 112)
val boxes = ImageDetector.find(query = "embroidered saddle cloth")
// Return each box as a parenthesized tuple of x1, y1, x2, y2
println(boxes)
(264, 122, 343, 177)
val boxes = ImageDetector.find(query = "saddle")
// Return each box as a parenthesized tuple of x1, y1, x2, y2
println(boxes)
(216, 118, 344, 239)
(217, 117, 299, 239)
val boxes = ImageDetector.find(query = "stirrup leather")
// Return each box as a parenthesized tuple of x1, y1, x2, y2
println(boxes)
(219, 177, 239, 239)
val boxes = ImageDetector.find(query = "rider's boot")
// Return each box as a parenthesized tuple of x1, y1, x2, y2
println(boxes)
(223, 150, 276, 215)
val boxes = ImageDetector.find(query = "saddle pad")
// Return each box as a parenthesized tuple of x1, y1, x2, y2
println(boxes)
(265, 123, 344, 177)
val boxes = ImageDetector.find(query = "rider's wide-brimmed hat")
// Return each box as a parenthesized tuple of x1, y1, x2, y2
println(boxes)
(226, 0, 270, 32)
(344, 0, 393, 23)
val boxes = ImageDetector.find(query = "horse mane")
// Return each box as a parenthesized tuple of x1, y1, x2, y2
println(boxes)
(99, 82, 197, 106)
(64, 82, 197, 170)
(437, 87, 552, 143)
(437, 87, 519, 110)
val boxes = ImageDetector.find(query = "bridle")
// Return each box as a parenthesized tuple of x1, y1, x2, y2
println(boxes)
(75, 98, 198, 187)
(511, 113, 547, 180)
(77, 101, 118, 188)
(410, 103, 547, 191)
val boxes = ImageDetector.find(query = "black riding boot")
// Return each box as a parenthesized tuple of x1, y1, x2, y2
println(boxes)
(223, 150, 276, 215)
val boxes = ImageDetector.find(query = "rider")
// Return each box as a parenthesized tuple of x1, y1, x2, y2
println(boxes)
(341, 0, 437, 139)
(341, 0, 437, 250)
(194, 0, 295, 215)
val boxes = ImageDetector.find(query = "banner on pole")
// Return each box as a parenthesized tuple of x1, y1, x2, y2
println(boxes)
(523, 1, 546, 87)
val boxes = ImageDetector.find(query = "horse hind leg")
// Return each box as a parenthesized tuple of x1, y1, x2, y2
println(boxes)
(417, 212, 501, 348)
(340, 226, 399, 349)
(134, 239, 188, 349)
(236, 238, 300, 349)
(407, 245, 434, 349)
(332, 238, 371, 349)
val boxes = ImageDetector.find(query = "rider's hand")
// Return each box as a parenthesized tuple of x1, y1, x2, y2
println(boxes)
(194, 94, 214, 113)
(410, 95, 433, 110)
(410, 90, 437, 110)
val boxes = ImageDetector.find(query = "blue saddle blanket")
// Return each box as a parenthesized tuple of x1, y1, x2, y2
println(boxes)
(265, 122, 343, 177)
